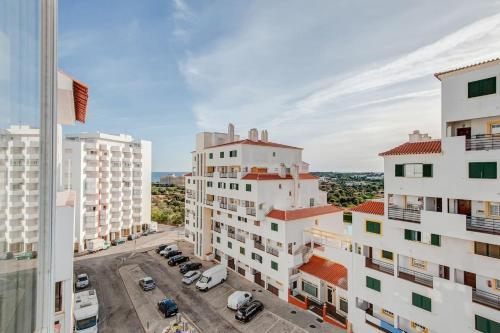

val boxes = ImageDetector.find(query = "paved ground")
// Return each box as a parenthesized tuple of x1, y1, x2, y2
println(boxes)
(75, 233, 344, 333)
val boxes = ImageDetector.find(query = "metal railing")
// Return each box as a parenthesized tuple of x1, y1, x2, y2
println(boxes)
(398, 266, 433, 288)
(466, 134, 500, 151)
(206, 173, 214, 177)
(254, 240, 265, 251)
(213, 226, 221, 233)
(365, 257, 394, 275)
(266, 246, 280, 257)
(219, 172, 228, 178)
(466, 216, 500, 235)
(388, 206, 421, 223)
(246, 207, 256, 216)
(472, 288, 500, 310)
(219, 202, 227, 209)
(228, 204, 238, 212)
(228, 172, 238, 178)
(204, 200, 213, 206)
(236, 234, 246, 243)
(227, 232, 236, 239)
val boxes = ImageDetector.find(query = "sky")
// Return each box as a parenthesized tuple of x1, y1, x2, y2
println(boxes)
(58, 0, 500, 172)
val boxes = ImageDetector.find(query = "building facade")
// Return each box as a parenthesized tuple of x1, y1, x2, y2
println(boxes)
(63, 133, 152, 252)
(349, 60, 500, 333)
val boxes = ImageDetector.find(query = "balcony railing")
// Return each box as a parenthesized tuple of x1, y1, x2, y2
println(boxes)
(246, 207, 256, 216)
(219, 172, 228, 178)
(236, 234, 246, 243)
(388, 206, 421, 223)
(398, 266, 433, 288)
(472, 288, 500, 310)
(206, 173, 214, 177)
(365, 257, 394, 275)
(254, 240, 265, 251)
(466, 134, 500, 151)
(219, 203, 227, 209)
(466, 216, 500, 235)
(227, 232, 236, 240)
(228, 172, 238, 178)
(213, 226, 221, 233)
(228, 204, 238, 212)
(204, 200, 214, 206)
(266, 246, 280, 257)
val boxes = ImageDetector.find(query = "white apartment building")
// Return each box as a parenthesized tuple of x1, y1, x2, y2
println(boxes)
(63, 132, 152, 252)
(349, 59, 500, 333)
(185, 124, 352, 328)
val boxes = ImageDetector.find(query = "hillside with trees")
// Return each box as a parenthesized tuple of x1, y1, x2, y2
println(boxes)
(151, 184, 185, 225)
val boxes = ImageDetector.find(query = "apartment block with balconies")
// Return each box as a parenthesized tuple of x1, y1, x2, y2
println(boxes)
(63, 132, 151, 252)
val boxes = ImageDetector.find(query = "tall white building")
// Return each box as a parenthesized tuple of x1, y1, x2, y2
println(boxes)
(63, 132, 152, 252)
(349, 59, 500, 333)
(185, 124, 351, 328)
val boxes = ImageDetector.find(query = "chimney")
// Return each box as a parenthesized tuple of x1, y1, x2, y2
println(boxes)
(248, 128, 259, 142)
(228, 123, 235, 142)
(261, 130, 268, 142)
(409, 130, 432, 143)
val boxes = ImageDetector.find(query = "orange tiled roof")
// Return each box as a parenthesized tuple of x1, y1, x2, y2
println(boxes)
(208, 139, 302, 150)
(350, 201, 384, 216)
(184, 173, 193, 177)
(73, 79, 89, 123)
(379, 140, 441, 156)
(242, 173, 318, 180)
(267, 205, 343, 221)
(299, 255, 348, 290)
(434, 58, 500, 80)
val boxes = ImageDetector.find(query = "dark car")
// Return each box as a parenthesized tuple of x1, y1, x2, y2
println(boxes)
(179, 262, 202, 274)
(235, 300, 264, 323)
(164, 250, 182, 259)
(157, 298, 178, 317)
(156, 244, 168, 253)
(168, 255, 189, 266)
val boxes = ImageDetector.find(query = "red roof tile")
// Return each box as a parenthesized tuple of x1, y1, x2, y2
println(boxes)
(434, 58, 500, 80)
(350, 201, 384, 216)
(299, 255, 348, 290)
(184, 173, 193, 177)
(242, 173, 318, 180)
(73, 79, 89, 123)
(267, 205, 343, 221)
(208, 139, 302, 150)
(379, 140, 441, 156)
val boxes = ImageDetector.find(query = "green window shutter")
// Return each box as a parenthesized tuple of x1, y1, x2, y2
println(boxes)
(343, 212, 352, 223)
(235, 184, 239, 190)
(251, 253, 255, 260)
(469, 162, 483, 178)
(271, 223, 278, 232)
(431, 234, 441, 246)
(366, 276, 381, 292)
(246, 184, 251, 192)
(381, 250, 393, 260)
(240, 247, 245, 255)
(220, 152, 224, 158)
(216, 236, 220, 243)
(468, 77, 496, 98)
(209, 153, 213, 159)
(366, 221, 381, 234)
(395, 164, 404, 177)
(412, 293, 431, 312)
(483, 162, 497, 179)
(404, 229, 412, 240)
(228, 241, 232, 249)
(271, 261, 278, 271)
(423, 164, 433, 177)
(475, 315, 500, 333)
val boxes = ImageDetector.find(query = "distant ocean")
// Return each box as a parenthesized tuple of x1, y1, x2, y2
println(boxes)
(152, 172, 188, 182)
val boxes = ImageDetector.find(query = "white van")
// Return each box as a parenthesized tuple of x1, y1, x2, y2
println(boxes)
(196, 264, 227, 291)
(74, 289, 99, 332)
(227, 291, 252, 310)
(160, 244, 178, 256)
(87, 239, 104, 253)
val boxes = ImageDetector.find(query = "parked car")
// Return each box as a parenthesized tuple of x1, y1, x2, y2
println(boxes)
(127, 233, 140, 240)
(157, 298, 178, 318)
(15, 251, 37, 260)
(168, 255, 189, 266)
(164, 250, 182, 259)
(235, 300, 264, 322)
(160, 244, 179, 256)
(111, 238, 126, 246)
(227, 291, 252, 310)
(156, 244, 168, 253)
(179, 262, 202, 274)
(103, 241, 111, 250)
(75, 273, 90, 289)
(0, 252, 14, 260)
(182, 270, 201, 285)
(141, 229, 151, 236)
(196, 264, 227, 291)
(139, 277, 156, 291)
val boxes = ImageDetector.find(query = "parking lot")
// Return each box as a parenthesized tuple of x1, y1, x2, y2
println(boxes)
(74, 238, 343, 333)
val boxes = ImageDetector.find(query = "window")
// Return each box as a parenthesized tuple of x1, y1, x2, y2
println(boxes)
(423, 164, 433, 177)
(430, 234, 441, 246)
(251, 252, 262, 263)
(216, 236, 220, 243)
(468, 77, 496, 98)
(366, 276, 381, 292)
(209, 153, 213, 159)
(55, 281, 63, 312)
(395, 164, 404, 177)
(229, 150, 237, 157)
(229, 183, 239, 190)
(405, 163, 423, 177)
(339, 298, 348, 313)
(220, 151, 224, 158)
(366, 220, 381, 234)
(271, 222, 278, 232)
(207, 181, 213, 187)
(382, 309, 394, 318)
(272, 152, 276, 157)
(411, 258, 426, 269)
(343, 212, 352, 223)
(381, 250, 393, 261)
(302, 281, 318, 298)
(218, 182, 226, 189)
(474, 242, 500, 259)
(469, 162, 497, 179)
(412, 292, 432, 312)
(488, 202, 500, 217)
(309, 198, 314, 207)
(475, 315, 499, 333)
(404, 229, 421, 241)
(271, 261, 278, 271)
(246, 184, 251, 192)
(228, 241, 232, 249)
(240, 247, 245, 255)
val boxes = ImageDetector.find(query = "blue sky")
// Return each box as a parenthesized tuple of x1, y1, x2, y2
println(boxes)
(59, 0, 500, 172)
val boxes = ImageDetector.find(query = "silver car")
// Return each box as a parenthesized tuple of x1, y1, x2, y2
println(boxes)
(75, 273, 89, 289)
(182, 270, 201, 285)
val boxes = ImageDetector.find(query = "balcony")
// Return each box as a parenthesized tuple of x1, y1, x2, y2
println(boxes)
(365, 312, 404, 333)
(204, 200, 213, 206)
(397, 266, 433, 288)
(220, 202, 227, 209)
(213, 226, 221, 233)
(472, 288, 500, 310)
(228, 172, 238, 178)
(228, 204, 238, 212)
(254, 240, 265, 251)
(266, 246, 280, 257)
(206, 173, 214, 177)
(246, 207, 256, 216)
(365, 257, 394, 275)
(236, 234, 246, 243)
(228, 232, 236, 240)
(466, 134, 500, 151)
(466, 216, 500, 235)
(388, 206, 420, 223)
(219, 172, 228, 178)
